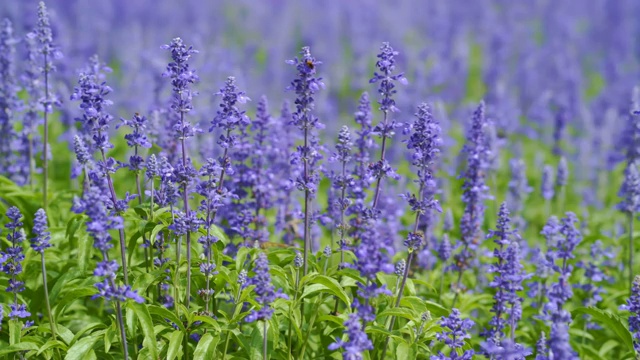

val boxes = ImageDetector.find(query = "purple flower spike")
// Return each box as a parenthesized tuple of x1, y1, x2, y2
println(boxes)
(622, 275, 640, 354)
(1, 207, 30, 320)
(431, 309, 475, 360)
(328, 313, 373, 359)
(31, 209, 52, 253)
(245, 253, 288, 322)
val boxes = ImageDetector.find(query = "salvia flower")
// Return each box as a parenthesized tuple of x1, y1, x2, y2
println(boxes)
(161, 37, 199, 122)
(30, 208, 52, 253)
(621, 275, 640, 354)
(539, 213, 582, 360)
(481, 339, 531, 360)
(507, 158, 531, 227)
(244, 253, 288, 322)
(1, 207, 30, 320)
(535, 332, 548, 360)
(482, 204, 529, 357)
(541, 165, 554, 201)
(618, 161, 640, 214)
(71, 57, 115, 152)
(576, 241, 615, 328)
(454, 102, 491, 278)
(118, 113, 152, 171)
(555, 157, 568, 189)
(73, 182, 141, 303)
(328, 313, 373, 359)
(431, 309, 475, 360)
(369, 42, 407, 113)
(0, 18, 22, 181)
(404, 102, 443, 237)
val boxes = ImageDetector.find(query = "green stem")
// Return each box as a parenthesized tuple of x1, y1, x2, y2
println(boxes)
(630, 212, 635, 292)
(288, 268, 300, 359)
(41, 253, 57, 341)
(263, 320, 268, 360)
(299, 294, 324, 359)
(43, 52, 49, 213)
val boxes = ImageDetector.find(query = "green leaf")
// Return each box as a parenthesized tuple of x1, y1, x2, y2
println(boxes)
(37, 339, 68, 356)
(378, 307, 419, 322)
(9, 320, 21, 345)
(69, 323, 107, 346)
(147, 305, 185, 331)
(193, 333, 217, 359)
(54, 286, 96, 320)
(166, 330, 183, 360)
(192, 315, 221, 332)
(573, 307, 634, 353)
(64, 335, 101, 360)
(396, 342, 416, 359)
(302, 275, 351, 308)
(0, 342, 39, 356)
(128, 302, 159, 360)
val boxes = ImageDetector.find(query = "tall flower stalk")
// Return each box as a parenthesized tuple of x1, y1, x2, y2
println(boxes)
(618, 161, 640, 290)
(1, 207, 30, 323)
(0, 19, 24, 185)
(481, 203, 528, 358)
(452, 102, 491, 307)
(618, 89, 640, 291)
(369, 42, 406, 208)
(538, 212, 581, 360)
(34, 1, 61, 211)
(119, 113, 152, 272)
(244, 253, 288, 360)
(382, 103, 441, 358)
(72, 180, 143, 359)
(622, 275, 640, 356)
(30, 208, 57, 340)
(348, 92, 375, 242)
(71, 56, 130, 284)
(286, 47, 324, 276)
(162, 38, 199, 307)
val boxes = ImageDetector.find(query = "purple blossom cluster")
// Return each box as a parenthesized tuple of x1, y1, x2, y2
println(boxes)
(0, 207, 30, 321)
(244, 253, 287, 322)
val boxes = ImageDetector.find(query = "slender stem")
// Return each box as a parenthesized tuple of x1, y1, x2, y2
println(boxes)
(630, 212, 635, 292)
(43, 52, 49, 212)
(28, 136, 34, 190)
(179, 111, 193, 309)
(114, 298, 128, 359)
(302, 126, 310, 276)
(263, 320, 268, 360)
(372, 111, 389, 209)
(136, 170, 151, 275)
(438, 265, 446, 303)
(288, 268, 300, 359)
(380, 212, 421, 359)
(100, 147, 129, 285)
(223, 287, 241, 359)
(299, 294, 324, 359)
(40, 253, 57, 341)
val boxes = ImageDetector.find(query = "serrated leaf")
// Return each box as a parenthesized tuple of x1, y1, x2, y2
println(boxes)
(573, 307, 634, 353)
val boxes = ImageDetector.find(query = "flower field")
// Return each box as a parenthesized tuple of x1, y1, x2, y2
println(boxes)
(0, 1, 639, 359)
